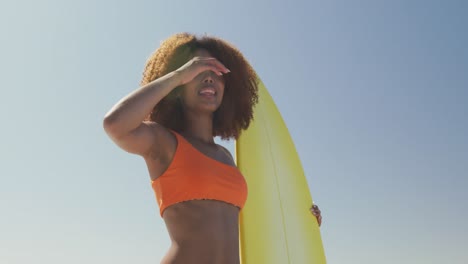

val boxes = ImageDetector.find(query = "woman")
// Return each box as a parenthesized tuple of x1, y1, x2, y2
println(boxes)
(103, 33, 322, 264)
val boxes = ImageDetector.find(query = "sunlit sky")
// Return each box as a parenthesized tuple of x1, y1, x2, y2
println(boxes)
(1, 0, 467, 263)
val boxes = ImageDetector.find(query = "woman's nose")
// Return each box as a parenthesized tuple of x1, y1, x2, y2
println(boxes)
(202, 72, 215, 83)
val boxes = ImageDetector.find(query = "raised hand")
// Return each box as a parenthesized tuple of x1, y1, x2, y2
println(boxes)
(174, 57, 230, 86)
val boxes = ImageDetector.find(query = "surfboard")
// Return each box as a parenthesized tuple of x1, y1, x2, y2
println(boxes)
(235, 80, 326, 263)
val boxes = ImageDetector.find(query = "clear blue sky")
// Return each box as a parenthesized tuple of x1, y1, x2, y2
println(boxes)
(1, 0, 467, 263)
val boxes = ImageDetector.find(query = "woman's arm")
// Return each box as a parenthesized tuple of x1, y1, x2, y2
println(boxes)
(103, 57, 229, 157)
(103, 71, 181, 156)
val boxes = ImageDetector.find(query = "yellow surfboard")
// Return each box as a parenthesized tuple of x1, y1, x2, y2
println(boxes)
(236, 80, 326, 263)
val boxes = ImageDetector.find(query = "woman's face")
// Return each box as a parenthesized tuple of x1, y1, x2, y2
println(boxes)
(180, 49, 225, 114)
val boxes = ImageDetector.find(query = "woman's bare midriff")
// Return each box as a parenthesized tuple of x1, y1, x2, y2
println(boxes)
(160, 199, 241, 264)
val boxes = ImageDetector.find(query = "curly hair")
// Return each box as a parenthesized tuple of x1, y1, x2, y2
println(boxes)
(141, 33, 258, 140)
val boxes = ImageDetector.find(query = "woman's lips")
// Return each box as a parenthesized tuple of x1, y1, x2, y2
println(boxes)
(198, 87, 216, 96)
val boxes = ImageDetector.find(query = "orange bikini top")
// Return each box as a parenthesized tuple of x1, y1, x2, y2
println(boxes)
(151, 131, 248, 217)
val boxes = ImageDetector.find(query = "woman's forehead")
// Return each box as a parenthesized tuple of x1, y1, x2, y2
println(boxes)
(193, 48, 212, 57)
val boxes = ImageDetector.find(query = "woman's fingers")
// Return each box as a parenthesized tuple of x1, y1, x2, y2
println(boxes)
(310, 204, 320, 213)
(310, 209, 319, 216)
(195, 57, 230, 74)
(175, 56, 229, 83)
(175, 56, 231, 85)
(310, 204, 322, 226)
